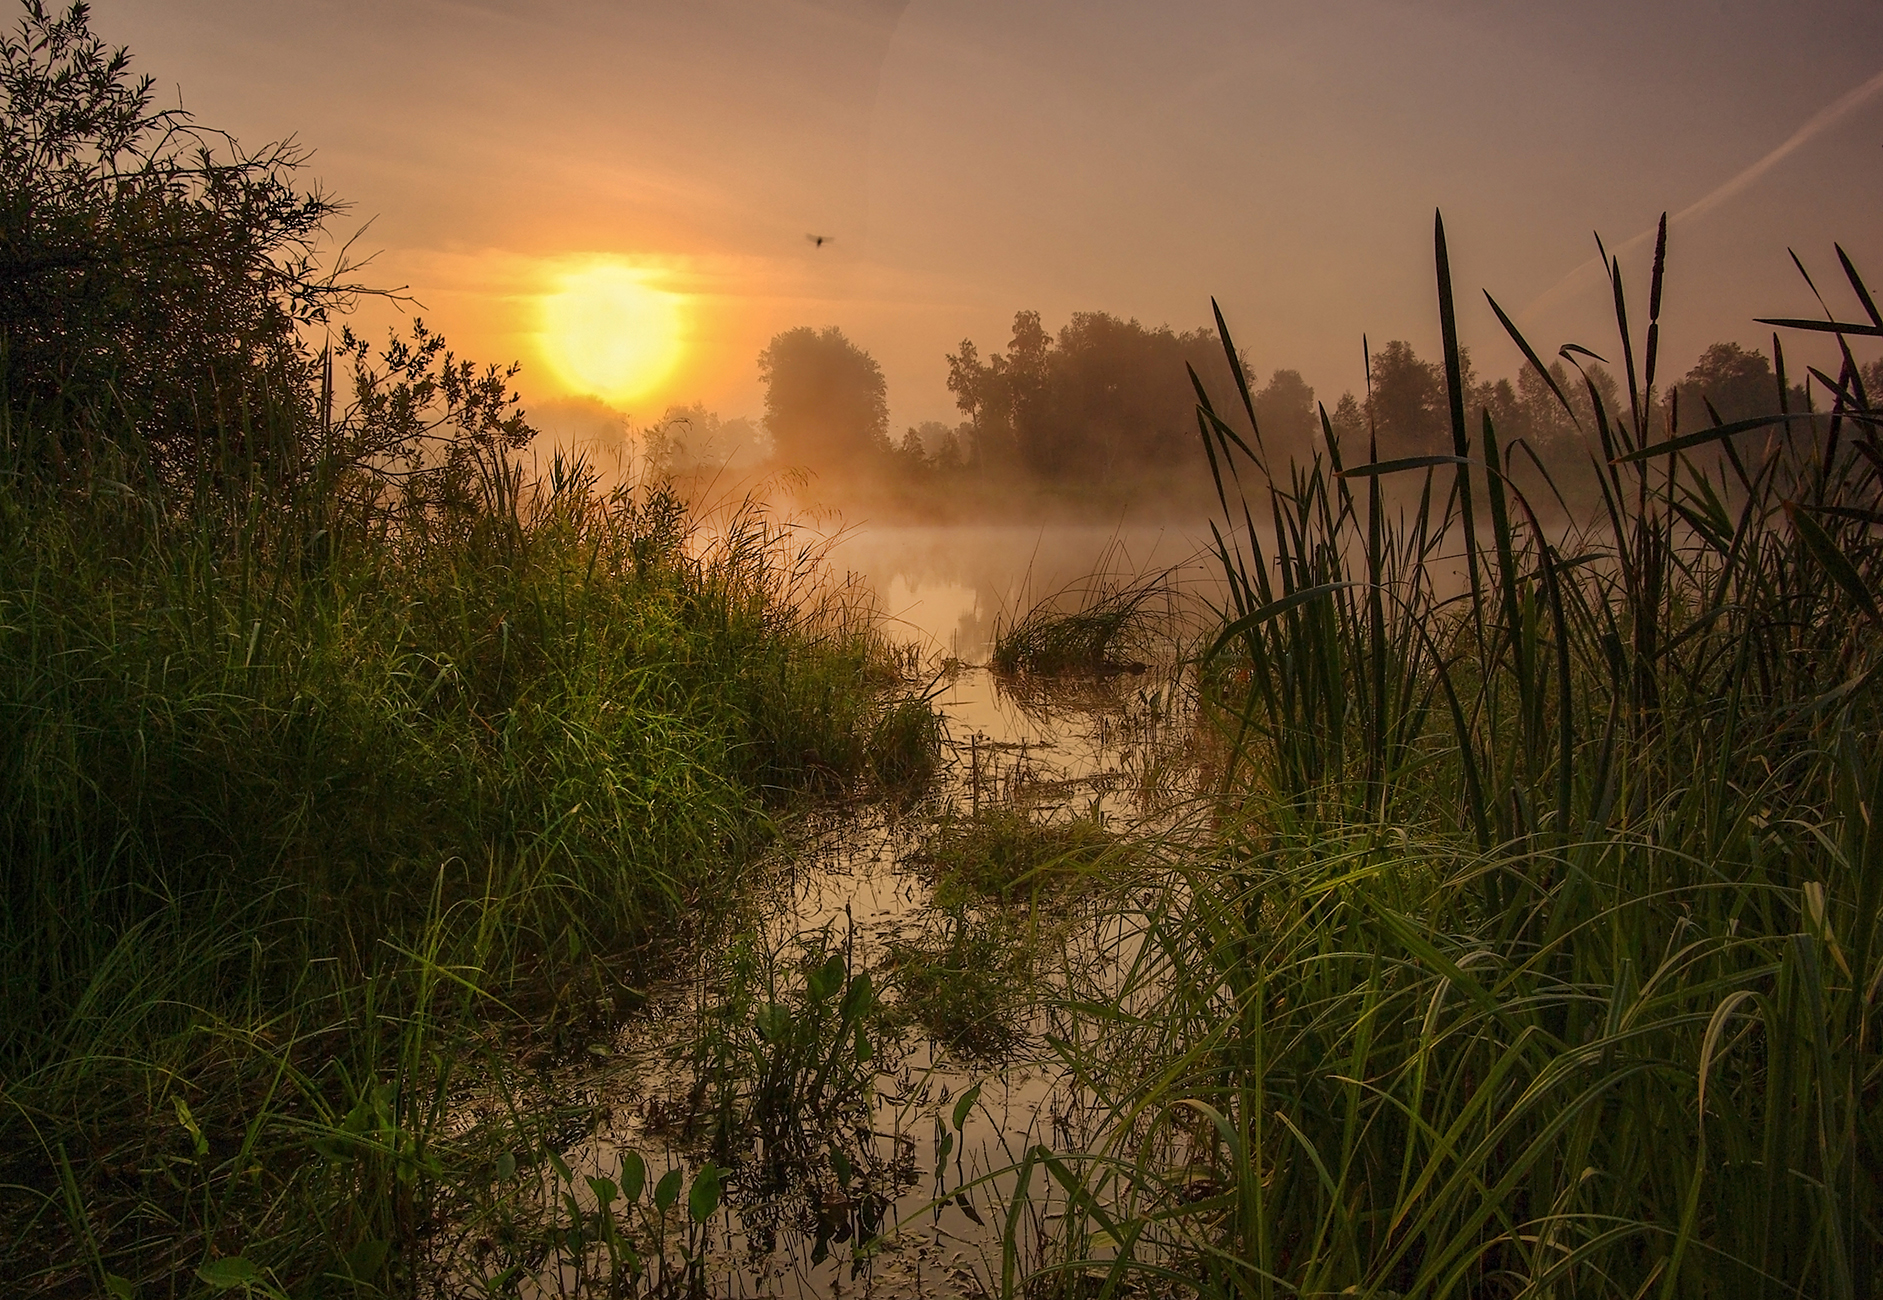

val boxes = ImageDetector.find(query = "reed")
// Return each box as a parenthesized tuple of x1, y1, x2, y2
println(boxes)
(1024, 216, 1883, 1298)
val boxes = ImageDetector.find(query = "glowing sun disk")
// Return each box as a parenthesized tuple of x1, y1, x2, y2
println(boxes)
(540, 265, 684, 405)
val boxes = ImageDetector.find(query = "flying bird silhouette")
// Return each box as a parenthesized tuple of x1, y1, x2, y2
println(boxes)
(807, 233, 833, 248)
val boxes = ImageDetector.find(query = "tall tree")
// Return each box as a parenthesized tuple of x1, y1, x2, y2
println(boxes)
(758, 326, 889, 471)
(947, 309, 1238, 486)
(0, 0, 350, 482)
(1365, 340, 1448, 458)
(1675, 342, 1784, 426)
(1252, 369, 1317, 465)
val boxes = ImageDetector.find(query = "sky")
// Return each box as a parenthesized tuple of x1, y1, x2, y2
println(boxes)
(90, 0, 1883, 443)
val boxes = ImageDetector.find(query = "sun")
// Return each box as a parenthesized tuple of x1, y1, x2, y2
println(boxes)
(539, 263, 685, 406)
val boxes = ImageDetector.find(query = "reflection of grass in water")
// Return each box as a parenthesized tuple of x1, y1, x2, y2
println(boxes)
(918, 806, 1115, 906)
(886, 807, 1117, 1060)
(883, 908, 1034, 1062)
(990, 576, 1165, 676)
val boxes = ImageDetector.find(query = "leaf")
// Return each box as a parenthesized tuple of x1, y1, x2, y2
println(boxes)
(1613, 411, 1816, 463)
(620, 1150, 646, 1202)
(1785, 501, 1880, 621)
(173, 1096, 208, 1160)
(654, 1167, 684, 1213)
(952, 1082, 982, 1133)
(839, 969, 874, 1023)
(1756, 316, 1883, 338)
(753, 1002, 789, 1044)
(810, 953, 847, 1003)
(1486, 291, 1580, 424)
(1204, 581, 1364, 665)
(1334, 454, 1472, 479)
(688, 1162, 723, 1223)
(341, 1238, 388, 1281)
(104, 1276, 134, 1300)
(494, 1151, 516, 1181)
(196, 1256, 259, 1289)
(586, 1175, 618, 1208)
(830, 1145, 853, 1187)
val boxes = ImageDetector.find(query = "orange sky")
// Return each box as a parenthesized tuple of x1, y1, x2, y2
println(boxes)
(93, 1, 1883, 446)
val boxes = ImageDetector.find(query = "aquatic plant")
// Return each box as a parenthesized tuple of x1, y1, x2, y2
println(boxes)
(916, 806, 1114, 907)
(883, 906, 1036, 1061)
(1023, 216, 1883, 1296)
(989, 575, 1166, 676)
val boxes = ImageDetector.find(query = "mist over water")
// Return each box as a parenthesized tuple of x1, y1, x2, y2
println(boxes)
(821, 520, 1218, 658)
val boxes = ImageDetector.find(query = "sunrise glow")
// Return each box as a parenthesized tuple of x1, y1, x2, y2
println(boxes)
(539, 263, 684, 406)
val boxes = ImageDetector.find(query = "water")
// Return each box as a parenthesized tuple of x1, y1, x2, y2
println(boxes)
(441, 523, 1214, 1298)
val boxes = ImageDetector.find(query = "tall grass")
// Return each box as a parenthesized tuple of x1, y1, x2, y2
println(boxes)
(0, 434, 935, 1294)
(1024, 216, 1883, 1297)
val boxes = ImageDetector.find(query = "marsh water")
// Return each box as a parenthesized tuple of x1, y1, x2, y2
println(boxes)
(459, 521, 1220, 1298)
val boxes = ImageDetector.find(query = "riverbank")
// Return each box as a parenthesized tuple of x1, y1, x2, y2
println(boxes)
(0, 457, 939, 1296)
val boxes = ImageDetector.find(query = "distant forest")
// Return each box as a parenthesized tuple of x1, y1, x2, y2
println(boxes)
(649, 311, 1883, 518)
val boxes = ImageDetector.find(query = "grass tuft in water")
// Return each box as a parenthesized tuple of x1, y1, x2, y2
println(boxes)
(990, 575, 1165, 676)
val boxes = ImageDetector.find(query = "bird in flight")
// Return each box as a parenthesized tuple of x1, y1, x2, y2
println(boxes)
(807, 233, 833, 248)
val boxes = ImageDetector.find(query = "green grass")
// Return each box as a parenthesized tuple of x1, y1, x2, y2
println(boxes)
(0, 445, 935, 1296)
(990, 576, 1165, 676)
(1017, 216, 1883, 1297)
(883, 906, 1037, 1061)
(916, 806, 1115, 907)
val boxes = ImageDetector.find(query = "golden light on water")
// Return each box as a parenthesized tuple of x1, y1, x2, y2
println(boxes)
(539, 263, 685, 406)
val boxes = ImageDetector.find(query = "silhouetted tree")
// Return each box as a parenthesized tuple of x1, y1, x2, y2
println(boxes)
(647, 402, 767, 473)
(0, 0, 360, 484)
(0, 2, 532, 509)
(758, 326, 889, 471)
(946, 309, 1238, 487)
(1251, 368, 1317, 465)
(1675, 342, 1790, 427)
(1328, 391, 1365, 454)
(1365, 340, 1449, 458)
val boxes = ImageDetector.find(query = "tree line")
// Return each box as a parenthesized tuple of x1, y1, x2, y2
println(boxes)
(732, 313, 1879, 513)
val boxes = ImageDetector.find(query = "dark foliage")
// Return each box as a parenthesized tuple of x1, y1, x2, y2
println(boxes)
(0, 2, 351, 484)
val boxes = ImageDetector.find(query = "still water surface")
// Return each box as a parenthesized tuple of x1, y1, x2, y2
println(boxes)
(482, 522, 1219, 1297)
